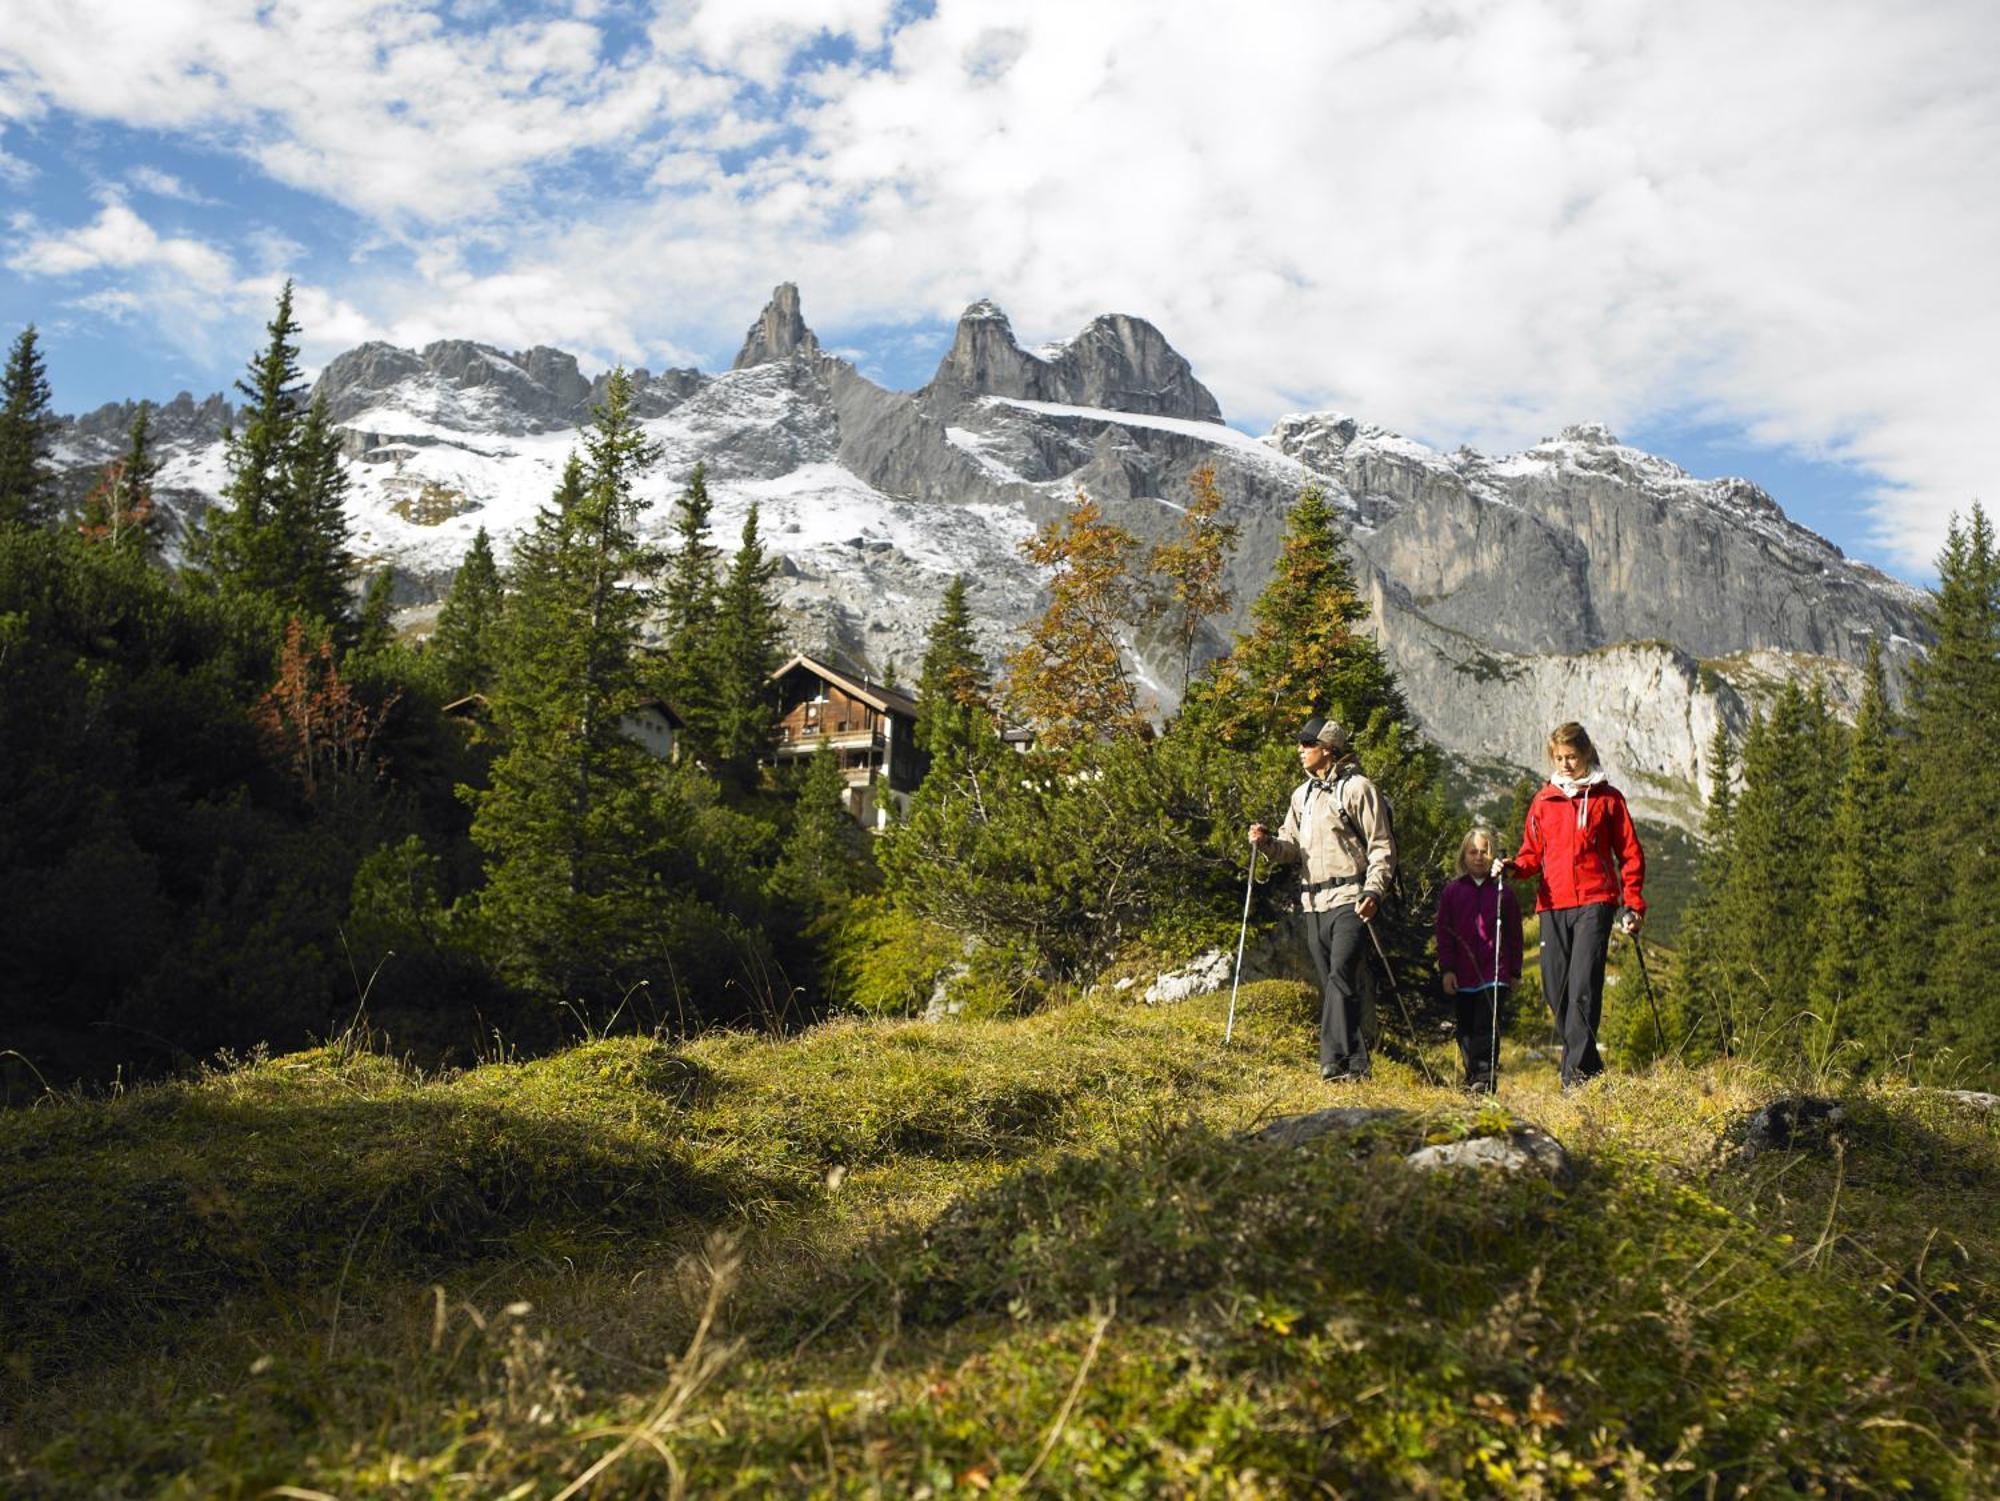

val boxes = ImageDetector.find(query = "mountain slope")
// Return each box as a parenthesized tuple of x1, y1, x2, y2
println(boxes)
(48, 284, 1928, 826)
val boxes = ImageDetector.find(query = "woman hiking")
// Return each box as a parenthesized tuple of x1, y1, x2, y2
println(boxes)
(1435, 827, 1523, 1092)
(1495, 723, 1646, 1090)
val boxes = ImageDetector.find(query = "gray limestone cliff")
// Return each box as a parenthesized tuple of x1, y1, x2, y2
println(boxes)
(733, 283, 822, 369)
(922, 300, 1222, 422)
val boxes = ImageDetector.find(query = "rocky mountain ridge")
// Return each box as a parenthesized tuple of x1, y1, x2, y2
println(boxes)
(47, 284, 1928, 829)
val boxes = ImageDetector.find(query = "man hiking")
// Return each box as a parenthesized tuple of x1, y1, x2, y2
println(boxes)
(1249, 718, 1397, 1081)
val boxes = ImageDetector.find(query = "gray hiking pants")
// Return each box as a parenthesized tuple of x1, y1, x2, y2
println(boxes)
(1303, 904, 1372, 1078)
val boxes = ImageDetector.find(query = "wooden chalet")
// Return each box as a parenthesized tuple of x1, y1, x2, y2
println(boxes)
(440, 693, 684, 763)
(771, 654, 924, 829)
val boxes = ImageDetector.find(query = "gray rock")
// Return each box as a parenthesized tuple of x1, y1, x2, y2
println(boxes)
(1922, 1089, 2000, 1112)
(733, 282, 822, 370)
(922, 300, 1222, 422)
(1406, 1126, 1572, 1182)
(1145, 949, 1233, 1004)
(1249, 1107, 1410, 1147)
(1737, 1096, 1847, 1161)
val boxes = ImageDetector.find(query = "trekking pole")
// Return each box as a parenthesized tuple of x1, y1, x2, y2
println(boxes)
(1224, 844, 1261, 1047)
(1489, 858, 1506, 1092)
(1364, 913, 1442, 1086)
(1625, 913, 1667, 1054)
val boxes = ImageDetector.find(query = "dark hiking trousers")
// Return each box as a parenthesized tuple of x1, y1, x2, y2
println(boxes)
(1541, 902, 1615, 1085)
(1453, 984, 1507, 1091)
(1304, 904, 1371, 1078)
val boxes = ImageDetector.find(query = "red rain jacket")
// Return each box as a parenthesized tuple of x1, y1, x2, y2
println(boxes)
(1511, 778, 1646, 914)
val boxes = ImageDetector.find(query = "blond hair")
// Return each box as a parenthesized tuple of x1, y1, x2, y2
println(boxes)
(1457, 826, 1500, 876)
(1547, 721, 1599, 768)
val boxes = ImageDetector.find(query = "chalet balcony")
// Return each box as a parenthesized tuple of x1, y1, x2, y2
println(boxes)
(773, 722, 886, 756)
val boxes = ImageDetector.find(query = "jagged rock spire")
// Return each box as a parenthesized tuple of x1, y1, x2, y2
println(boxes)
(733, 283, 822, 370)
(922, 297, 1222, 422)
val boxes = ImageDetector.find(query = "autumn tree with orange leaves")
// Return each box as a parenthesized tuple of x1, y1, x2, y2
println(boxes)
(1148, 461, 1238, 701)
(1005, 492, 1149, 749)
(254, 617, 396, 801)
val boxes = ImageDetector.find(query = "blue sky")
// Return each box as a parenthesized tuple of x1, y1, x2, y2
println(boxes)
(4, 0, 1996, 582)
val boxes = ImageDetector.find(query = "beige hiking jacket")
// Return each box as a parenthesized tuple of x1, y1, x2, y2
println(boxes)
(1266, 767, 1396, 913)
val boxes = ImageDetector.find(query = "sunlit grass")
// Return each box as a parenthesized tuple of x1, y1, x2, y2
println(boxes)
(2, 981, 1995, 1496)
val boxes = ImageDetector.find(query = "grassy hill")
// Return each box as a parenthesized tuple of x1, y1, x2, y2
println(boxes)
(2, 983, 1996, 1497)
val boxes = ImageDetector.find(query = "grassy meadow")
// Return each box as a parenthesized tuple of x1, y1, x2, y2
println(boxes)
(2, 976, 1996, 1498)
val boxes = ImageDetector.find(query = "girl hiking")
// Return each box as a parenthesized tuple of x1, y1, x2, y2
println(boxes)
(1435, 827, 1523, 1092)
(1495, 723, 1646, 1090)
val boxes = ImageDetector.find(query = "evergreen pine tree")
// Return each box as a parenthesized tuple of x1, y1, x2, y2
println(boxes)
(0, 325, 58, 529)
(1808, 639, 1903, 1069)
(276, 391, 356, 632)
(1902, 505, 2000, 1066)
(659, 461, 721, 738)
(913, 574, 992, 764)
(772, 742, 870, 915)
(353, 569, 397, 658)
(707, 503, 782, 787)
(1689, 681, 1840, 1057)
(469, 372, 673, 1004)
(1188, 482, 1406, 746)
(200, 282, 305, 596)
(432, 526, 504, 697)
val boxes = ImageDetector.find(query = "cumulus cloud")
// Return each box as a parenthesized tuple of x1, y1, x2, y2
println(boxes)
(3, 0, 1995, 572)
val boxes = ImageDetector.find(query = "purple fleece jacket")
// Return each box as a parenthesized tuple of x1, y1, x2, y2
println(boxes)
(1434, 874, 1524, 990)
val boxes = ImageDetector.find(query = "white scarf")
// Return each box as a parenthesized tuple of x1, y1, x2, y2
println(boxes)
(1551, 769, 1605, 828)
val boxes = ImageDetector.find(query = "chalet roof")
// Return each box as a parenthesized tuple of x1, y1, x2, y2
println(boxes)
(442, 692, 684, 729)
(772, 653, 920, 719)
(624, 697, 685, 728)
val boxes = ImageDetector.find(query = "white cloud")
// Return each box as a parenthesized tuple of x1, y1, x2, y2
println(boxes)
(7, 196, 236, 290)
(3, 0, 1995, 572)
(126, 166, 216, 204)
(0, 141, 32, 187)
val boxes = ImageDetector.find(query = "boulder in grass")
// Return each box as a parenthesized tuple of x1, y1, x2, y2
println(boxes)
(1248, 1107, 1410, 1147)
(1924, 1090, 1999, 1113)
(1407, 1126, 1573, 1184)
(1737, 1096, 1847, 1162)
(1145, 949, 1234, 1004)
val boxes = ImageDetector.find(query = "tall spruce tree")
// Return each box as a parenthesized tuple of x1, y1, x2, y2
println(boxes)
(913, 574, 992, 764)
(202, 283, 305, 596)
(432, 526, 504, 697)
(469, 372, 673, 1004)
(1686, 681, 1841, 1056)
(659, 461, 721, 738)
(0, 325, 58, 529)
(1901, 505, 2000, 1066)
(276, 391, 356, 632)
(1808, 640, 1903, 1068)
(707, 502, 782, 787)
(1188, 482, 1405, 747)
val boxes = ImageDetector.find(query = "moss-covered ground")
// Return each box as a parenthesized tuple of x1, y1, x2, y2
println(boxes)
(2, 983, 1995, 1497)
